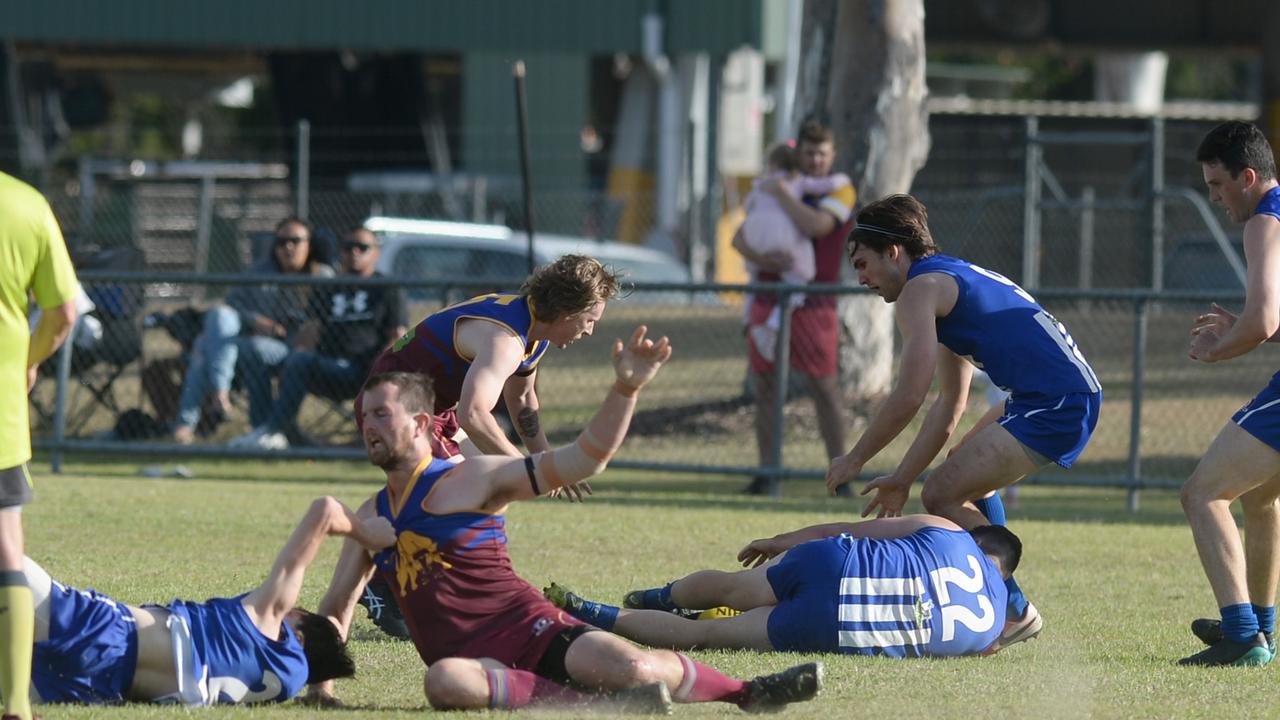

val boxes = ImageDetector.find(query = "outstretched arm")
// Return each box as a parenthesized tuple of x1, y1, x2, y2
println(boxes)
(860, 348, 973, 518)
(825, 277, 942, 497)
(243, 496, 394, 636)
(304, 499, 383, 705)
(428, 326, 671, 513)
(737, 515, 960, 567)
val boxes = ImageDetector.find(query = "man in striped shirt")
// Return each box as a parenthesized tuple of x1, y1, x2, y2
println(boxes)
(547, 515, 1017, 658)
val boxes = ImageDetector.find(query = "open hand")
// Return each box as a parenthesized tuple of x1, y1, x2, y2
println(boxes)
(612, 326, 672, 393)
(737, 536, 785, 568)
(860, 475, 910, 518)
(548, 481, 593, 502)
(824, 454, 861, 496)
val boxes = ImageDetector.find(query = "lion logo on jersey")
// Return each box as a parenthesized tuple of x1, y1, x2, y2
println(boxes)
(395, 531, 454, 594)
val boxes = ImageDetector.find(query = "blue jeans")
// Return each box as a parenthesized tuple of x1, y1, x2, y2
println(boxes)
(258, 351, 365, 433)
(174, 305, 241, 430)
(236, 336, 293, 428)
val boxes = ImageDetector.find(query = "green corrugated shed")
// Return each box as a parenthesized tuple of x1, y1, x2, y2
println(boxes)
(4, 0, 766, 55)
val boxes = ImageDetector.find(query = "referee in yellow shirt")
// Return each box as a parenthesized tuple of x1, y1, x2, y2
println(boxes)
(0, 172, 78, 720)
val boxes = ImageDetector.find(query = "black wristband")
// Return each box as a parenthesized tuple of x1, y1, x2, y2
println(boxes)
(524, 455, 540, 495)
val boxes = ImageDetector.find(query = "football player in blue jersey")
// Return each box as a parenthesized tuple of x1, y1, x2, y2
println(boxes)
(545, 515, 1020, 658)
(17, 496, 394, 705)
(823, 194, 1103, 652)
(1178, 121, 1280, 667)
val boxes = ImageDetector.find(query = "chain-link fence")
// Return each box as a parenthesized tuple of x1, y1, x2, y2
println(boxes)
(33, 271, 1259, 509)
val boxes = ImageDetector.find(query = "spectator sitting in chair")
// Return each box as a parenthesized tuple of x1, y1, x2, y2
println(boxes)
(232, 228, 407, 450)
(171, 218, 334, 444)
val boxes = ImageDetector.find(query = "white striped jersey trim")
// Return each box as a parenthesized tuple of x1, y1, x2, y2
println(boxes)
(838, 626, 931, 650)
(839, 576, 925, 597)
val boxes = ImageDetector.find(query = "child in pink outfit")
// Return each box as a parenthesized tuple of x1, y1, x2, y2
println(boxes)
(741, 143, 851, 361)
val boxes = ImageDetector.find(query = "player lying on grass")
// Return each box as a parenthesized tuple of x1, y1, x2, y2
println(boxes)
(546, 515, 1019, 658)
(824, 194, 1103, 651)
(306, 327, 823, 714)
(19, 496, 394, 705)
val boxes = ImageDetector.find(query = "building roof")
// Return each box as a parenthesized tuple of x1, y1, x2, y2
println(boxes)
(5, 0, 765, 55)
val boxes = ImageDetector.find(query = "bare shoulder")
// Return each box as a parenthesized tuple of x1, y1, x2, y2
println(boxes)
(915, 514, 963, 531)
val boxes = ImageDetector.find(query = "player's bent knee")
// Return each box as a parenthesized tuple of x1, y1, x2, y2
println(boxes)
(424, 659, 488, 710)
(919, 481, 954, 514)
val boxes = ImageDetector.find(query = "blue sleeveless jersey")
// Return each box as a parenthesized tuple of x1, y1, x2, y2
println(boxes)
(839, 527, 1007, 657)
(908, 255, 1101, 397)
(1255, 186, 1280, 221)
(159, 595, 308, 704)
(381, 293, 551, 413)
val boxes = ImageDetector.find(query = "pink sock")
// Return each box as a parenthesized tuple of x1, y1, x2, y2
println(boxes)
(671, 653, 748, 704)
(486, 669, 584, 709)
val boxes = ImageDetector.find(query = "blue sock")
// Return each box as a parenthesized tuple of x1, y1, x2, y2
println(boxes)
(973, 493, 1007, 526)
(1221, 603, 1260, 644)
(1252, 604, 1276, 636)
(570, 599, 620, 631)
(639, 583, 677, 611)
(1004, 576, 1028, 619)
(973, 494, 1027, 617)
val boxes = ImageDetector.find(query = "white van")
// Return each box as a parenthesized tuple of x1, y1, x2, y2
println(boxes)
(365, 216, 704, 303)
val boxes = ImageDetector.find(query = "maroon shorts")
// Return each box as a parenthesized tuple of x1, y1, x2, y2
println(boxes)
(353, 393, 462, 460)
(457, 600, 587, 672)
(746, 299, 838, 378)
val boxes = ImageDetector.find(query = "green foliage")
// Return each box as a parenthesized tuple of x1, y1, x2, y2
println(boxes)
(19, 458, 1280, 718)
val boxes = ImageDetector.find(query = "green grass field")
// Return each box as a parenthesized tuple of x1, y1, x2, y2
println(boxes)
(18, 454, 1280, 719)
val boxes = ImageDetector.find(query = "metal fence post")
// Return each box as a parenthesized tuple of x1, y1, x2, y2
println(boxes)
(1149, 117, 1165, 291)
(767, 287, 793, 497)
(1022, 116, 1042, 290)
(50, 335, 74, 474)
(193, 175, 215, 278)
(1126, 295, 1149, 512)
(296, 119, 311, 221)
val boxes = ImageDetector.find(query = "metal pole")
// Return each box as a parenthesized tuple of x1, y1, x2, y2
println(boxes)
(296, 119, 310, 221)
(768, 289, 793, 498)
(1023, 116, 1042, 289)
(50, 335, 74, 473)
(193, 175, 215, 277)
(513, 60, 537, 275)
(1149, 117, 1165, 291)
(1079, 186, 1095, 290)
(1126, 297, 1149, 512)
(78, 156, 94, 239)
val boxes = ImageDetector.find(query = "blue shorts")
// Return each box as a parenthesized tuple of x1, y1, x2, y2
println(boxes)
(765, 536, 847, 653)
(33, 581, 138, 704)
(997, 390, 1102, 468)
(1233, 376, 1280, 453)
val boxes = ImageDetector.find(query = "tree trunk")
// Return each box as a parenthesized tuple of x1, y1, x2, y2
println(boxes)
(794, 0, 930, 400)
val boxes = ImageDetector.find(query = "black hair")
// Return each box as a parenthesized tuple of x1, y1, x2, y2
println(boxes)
(1196, 121, 1277, 182)
(969, 525, 1023, 577)
(295, 610, 356, 684)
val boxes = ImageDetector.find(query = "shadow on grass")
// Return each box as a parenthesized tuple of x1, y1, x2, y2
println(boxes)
(42, 452, 1204, 527)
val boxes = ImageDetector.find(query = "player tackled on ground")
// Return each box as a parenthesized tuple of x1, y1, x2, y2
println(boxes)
(824, 194, 1103, 652)
(546, 515, 1019, 658)
(18, 496, 394, 705)
(1179, 121, 1280, 667)
(306, 328, 823, 714)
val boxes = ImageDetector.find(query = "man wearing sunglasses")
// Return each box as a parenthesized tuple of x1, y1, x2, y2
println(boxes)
(232, 227, 407, 450)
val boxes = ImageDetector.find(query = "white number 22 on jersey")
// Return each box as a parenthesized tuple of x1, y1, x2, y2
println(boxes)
(928, 555, 997, 642)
